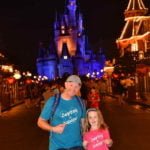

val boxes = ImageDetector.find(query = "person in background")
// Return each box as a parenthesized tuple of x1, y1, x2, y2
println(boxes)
(51, 83, 59, 95)
(43, 86, 53, 102)
(97, 77, 108, 102)
(37, 75, 86, 150)
(25, 84, 33, 108)
(83, 108, 113, 150)
(112, 79, 125, 105)
(87, 87, 100, 108)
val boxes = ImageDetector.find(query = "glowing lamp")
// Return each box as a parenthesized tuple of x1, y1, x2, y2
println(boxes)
(26, 79, 32, 84)
(113, 74, 119, 78)
(7, 77, 15, 84)
(13, 72, 22, 80)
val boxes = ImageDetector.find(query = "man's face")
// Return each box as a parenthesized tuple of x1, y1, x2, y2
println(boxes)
(65, 82, 81, 96)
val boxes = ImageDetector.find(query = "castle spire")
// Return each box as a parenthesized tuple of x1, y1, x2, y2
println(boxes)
(124, 0, 148, 18)
(66, 0, 77, 27)
(78, 13, 83, 33)
(54, 11, 58, 30)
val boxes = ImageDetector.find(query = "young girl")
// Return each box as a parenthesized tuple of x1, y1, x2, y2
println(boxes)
(83, 108, 113, 150)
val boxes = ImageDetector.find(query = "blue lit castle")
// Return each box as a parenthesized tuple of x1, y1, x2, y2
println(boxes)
(36, 0, 105, 80)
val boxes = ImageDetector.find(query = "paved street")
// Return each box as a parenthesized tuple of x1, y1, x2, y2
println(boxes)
(0, 98, 150, 150)
(0, 105, 49, 150)
(101, 97, 150, 150)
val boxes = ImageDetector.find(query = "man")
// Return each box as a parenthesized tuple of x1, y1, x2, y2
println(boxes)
(37, 75, 86, 150)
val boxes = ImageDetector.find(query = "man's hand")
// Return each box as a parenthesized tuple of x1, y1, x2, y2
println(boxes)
(52, 124, 66, 134)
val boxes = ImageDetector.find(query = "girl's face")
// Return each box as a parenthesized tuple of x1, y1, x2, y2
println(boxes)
(91, 88, 96, 94)
(87, 111, 99, 129)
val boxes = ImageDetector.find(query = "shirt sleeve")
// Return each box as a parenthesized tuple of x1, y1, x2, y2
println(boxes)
(83, 133, 89, 141)
(103, 129, 111, 139)
(40, 96, 55, 120)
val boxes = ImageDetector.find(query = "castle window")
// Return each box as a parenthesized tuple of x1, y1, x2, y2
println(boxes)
(64, 56, 68, 59)
(61, 26, 65, 29)
(61, 30, 65, 34)
(70, 1, 75, 6)
(139, 51, 144, 60)
(78, 33, 81, 37)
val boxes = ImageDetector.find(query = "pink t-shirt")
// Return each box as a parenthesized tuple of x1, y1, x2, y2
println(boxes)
(83, 129, 110, 150)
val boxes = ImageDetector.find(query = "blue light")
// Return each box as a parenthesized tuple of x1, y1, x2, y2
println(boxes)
(36, 0, 106, 80)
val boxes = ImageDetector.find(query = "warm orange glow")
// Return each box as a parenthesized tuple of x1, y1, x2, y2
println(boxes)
(56, 36, 76, 57)
(1, 65, 13, 72)
(26, 79, 32, 84)
(7, 77, 15, 84)
(113, 74, 119, 78)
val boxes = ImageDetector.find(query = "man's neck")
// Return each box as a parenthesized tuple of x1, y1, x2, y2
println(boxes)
(61, 91, 73, 100)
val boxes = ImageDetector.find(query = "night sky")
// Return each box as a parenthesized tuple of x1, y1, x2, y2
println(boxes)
(0, 0, 149, 73)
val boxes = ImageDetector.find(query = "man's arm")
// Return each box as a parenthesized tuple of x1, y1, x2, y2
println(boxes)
(81, 118, 85, 133)
(37, 117, 66, 134)
(37, 117, 52, 132)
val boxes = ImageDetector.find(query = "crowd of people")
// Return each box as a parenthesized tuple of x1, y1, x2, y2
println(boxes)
(37, 75, 114, 150)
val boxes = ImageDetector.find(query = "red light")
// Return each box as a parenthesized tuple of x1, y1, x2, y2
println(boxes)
(7, 77, 15, 84)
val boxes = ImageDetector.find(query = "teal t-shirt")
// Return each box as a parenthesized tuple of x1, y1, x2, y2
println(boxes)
(40, 95, 86, 150)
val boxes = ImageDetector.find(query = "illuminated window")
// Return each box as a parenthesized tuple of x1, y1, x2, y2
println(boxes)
(78, 33, 81, 37)
(61, 26, 65, 29)
(64, 56, 68, 59)
(70, 1, 75, 6)
(131, 42, 138, 52)
(61, 30, 65, 34)
(139, 51, 144, 60)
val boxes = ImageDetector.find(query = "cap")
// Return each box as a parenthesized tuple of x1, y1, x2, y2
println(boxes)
(66, 75, 82, 85)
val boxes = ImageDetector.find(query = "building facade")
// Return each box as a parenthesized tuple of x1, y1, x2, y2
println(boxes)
(116, 0, 150, 100)
(36, 0, 105, 80)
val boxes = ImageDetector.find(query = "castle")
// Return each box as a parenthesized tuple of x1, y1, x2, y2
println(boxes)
(36, 0, 105, 80)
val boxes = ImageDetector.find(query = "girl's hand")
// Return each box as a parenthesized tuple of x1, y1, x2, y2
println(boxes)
(104, 139, 113, 147)
(83, 140, 88, 149)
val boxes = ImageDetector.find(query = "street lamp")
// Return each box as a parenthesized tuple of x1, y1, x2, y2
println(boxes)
(13, 71, 22, 80)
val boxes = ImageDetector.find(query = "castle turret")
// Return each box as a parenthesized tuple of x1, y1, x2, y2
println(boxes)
(37, 42, 46, 57)
(77, 13, 83, 34)
(66, 0, 77, 27)
(36, 42, 58, 80)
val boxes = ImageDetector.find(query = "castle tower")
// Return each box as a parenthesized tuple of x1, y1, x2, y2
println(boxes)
(66, 0, 77, 27)
(37, 41, 58, 79)
(36, 0, 105, 80)
(116, 0, 150, 57)
(54, 0, 85, 57)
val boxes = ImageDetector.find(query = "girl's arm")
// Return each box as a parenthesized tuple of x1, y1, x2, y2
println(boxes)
(104, 138, 113, 147)
(103, 129, 113, 147)
(83, 140, 88, 149)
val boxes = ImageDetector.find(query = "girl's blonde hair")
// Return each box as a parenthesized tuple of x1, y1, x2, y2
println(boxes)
(83, 108, 108, 133)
